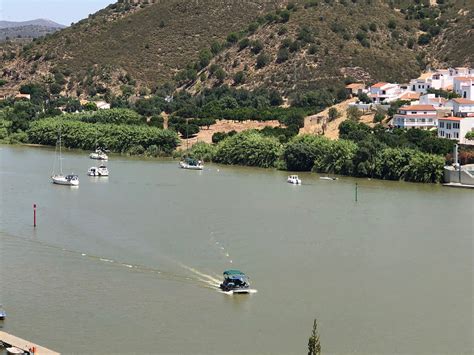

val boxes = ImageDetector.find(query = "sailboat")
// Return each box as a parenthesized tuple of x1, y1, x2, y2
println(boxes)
(51, 131, 79, 186)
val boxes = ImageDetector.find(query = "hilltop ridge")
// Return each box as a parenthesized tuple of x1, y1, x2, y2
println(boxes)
(0, 0, 472, 98)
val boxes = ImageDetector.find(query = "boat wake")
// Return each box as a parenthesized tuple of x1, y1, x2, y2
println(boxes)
(219, 289, 258, 295)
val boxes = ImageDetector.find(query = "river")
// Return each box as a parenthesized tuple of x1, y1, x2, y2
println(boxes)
(0, 145, 472, 354)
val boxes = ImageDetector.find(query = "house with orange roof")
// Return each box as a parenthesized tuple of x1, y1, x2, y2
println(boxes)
(392, 104, 438, 129)
(451, 98, 474, 117)
(438, 116, 474, 144)
(345, 83, 366, 97)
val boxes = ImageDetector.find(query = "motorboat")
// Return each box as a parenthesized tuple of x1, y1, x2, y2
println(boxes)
(220, 270, 251, 294)
(320, 176, 338, 181)
(88, 165, 109, 177)
(179, 157, 203, 170)
(89, 148, 108, 161)
(52, 174, 79, 186)
(51, 132, 79, 186)
(287, 175, 302, 184)
(0, 304, 6, 319)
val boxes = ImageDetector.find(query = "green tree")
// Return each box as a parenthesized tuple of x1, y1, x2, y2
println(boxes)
(308, 319, 321, 355)
(347, 106, 362, 121)
(328, 107, 340, 122)
(213, 130, 282, 168)
(283, 135, 331, 171)
(465, 131, 474, 141)
(215, 68, 227, 83)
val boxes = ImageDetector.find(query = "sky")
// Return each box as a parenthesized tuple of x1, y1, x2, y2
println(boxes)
(0, 0, 114, 26)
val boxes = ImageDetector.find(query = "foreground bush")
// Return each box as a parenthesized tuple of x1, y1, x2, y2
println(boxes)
(27, 118, 179, 154)
(214, 130, 282, 168)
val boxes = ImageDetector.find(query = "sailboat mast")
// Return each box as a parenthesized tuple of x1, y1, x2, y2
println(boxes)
(59, 130, 63, 175)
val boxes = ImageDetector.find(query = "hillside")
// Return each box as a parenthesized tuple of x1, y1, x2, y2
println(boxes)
(0, 0, 472, 98)
(0, 0, 284, 95)
(0, 19, 65, 41)
(189, 0, 473, 95)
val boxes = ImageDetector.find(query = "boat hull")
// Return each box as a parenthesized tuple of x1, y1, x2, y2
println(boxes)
(179, 162, 203, 170)
(52, 176, 79, 186)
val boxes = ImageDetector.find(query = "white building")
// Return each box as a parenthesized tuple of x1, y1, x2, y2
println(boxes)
(96, 101, 111, 110)
(419, 94, 449, 108)
(451, 98, 474, 117)
(453, 77, 474, 100)
(409, 73, 433, 94)
(438, 116, 474, 145)
(369, 82, 401, 104)
(393, 104, 438, 129)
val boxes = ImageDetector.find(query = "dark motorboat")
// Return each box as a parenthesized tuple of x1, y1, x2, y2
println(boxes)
(220, 270, 250, 294)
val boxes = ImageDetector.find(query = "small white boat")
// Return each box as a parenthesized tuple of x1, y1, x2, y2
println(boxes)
(287, 175, 301, 184)
(52, 174, 79, 186)
(6, 347, 24, 354)
(320, 176, 338, 181)
(88, 165, 109, 177)
(51, 132, 79, 186)
(179, 158, 203, 170)
(0, 304, 6, 319)
(89, 149, 108, 161)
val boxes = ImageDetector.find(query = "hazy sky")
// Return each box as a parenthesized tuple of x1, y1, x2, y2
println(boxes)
(0, 0, 114, 26)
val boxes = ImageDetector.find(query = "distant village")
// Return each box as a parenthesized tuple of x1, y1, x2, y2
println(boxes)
(3, 67, 474, 146)
(346, 67, 474, 145)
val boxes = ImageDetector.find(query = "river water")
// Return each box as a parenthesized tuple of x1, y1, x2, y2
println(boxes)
(0, 145, 472, 354)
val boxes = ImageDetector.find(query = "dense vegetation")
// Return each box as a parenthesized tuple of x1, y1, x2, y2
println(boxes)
(27, 118, 179, 154)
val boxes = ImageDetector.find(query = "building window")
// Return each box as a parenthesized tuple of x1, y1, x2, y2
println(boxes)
(411, 111, 416, 114)
(440, 131, 444, 137)
(440, 122, 444, 128)
(447, 133, 451, 139)
(453, 123, 460, 129)
(455, 132, 459, 138)
(447, 123, 452, 129)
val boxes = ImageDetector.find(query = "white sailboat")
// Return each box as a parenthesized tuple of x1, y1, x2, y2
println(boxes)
(51, 131, 79, 186)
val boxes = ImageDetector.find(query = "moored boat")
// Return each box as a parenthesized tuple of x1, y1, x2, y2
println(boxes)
(0, 304, 6, 319)
(179, 157, 203, 170)
(51, 132, 79, 186)
(89, 148, 108, 161)
(52, 174, 79, 186)
(287, 175, 302, 184)
(88, 165, 109, 177)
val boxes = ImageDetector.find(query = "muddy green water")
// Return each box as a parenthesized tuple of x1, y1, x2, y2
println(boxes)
(0, 145, 472, 354)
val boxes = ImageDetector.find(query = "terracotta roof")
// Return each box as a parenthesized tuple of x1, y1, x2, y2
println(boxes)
(399, 105, 436, 111)
(439, 116, 462, 122)
(346, 83, 365, 89)
(371, 82, 389, 88)
(399, 92, 420, 100)
(453, 76, 474, 82)
(417, 73, 432, 80)
(452, 98, 474, 104)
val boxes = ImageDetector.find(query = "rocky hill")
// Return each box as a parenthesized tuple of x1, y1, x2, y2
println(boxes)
(0, 19, 65, 41)
(0, 0, 472, 98)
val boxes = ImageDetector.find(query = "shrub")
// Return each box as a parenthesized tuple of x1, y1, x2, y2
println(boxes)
(276, 48, 290, 63)
(347, 106, 363, 121)
(227, 32, 239, 44)
(328, 107, 340, 122)
(251, 40, 264, 54)
(187, 141, 217, 162)
(418, 33, 432, 45)
(213, 130, 282, 168)
(283, 135, 331, 171)
(239, 38, 250, 50)
(233, 71, 246, 85)
(256, 53, 271, 69)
